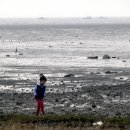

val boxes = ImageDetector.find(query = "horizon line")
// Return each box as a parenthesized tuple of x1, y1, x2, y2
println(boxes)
(0, 16, 130, 19)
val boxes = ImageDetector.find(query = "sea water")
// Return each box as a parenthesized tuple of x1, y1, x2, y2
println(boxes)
(0, 17, 130, 69)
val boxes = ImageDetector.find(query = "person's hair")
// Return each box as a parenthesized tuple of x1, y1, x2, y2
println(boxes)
(40, 75, 47, 81)
(40, 73, 43, 77)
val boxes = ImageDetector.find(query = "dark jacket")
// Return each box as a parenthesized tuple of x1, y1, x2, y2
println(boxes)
(34, 83, 46, 100)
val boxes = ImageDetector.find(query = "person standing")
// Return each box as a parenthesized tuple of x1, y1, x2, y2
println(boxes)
(34, 75, 47, 116)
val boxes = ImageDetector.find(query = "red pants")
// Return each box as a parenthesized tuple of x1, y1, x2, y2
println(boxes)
(35, 98, 45, 116)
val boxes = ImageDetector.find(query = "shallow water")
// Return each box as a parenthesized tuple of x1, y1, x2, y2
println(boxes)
(0, 18, 130, 93)
(0, 18, 130, 69)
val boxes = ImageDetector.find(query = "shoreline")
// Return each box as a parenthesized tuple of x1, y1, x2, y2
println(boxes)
(0, 66, 130, 116)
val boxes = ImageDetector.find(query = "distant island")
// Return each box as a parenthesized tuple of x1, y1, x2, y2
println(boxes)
(83, 16, 92, 19)
(38, 17, 45, 19)
(83, 16, 108, 19)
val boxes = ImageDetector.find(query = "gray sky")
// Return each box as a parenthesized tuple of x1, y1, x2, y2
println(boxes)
(0, 0, 130, 18)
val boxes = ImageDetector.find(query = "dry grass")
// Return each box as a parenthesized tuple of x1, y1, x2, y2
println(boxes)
(0, 122, 120, 130)
(0, 120, 127, 130)
(0, 114, 130, 130)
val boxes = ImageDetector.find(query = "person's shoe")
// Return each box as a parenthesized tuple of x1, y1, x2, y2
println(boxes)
(40, 112, 45, 116)
(42, 112, 45, 115)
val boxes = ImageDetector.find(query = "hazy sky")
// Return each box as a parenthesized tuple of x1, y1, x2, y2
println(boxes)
(0, 0, 130, 18)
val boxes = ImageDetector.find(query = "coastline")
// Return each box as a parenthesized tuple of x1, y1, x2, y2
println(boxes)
(0, 66, 130, 116)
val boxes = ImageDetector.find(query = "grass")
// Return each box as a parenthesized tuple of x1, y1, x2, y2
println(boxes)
(0, 114, 130, 129)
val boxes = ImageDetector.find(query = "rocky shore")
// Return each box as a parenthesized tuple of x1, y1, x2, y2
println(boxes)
(0, 66, 130, 117)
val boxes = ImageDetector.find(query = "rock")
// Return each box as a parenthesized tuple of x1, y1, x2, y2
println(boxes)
(65, 103, 70, 107)
(6, 55, 10, 57)
(55, 99, 58, 102)
(19, 53, 23, 55)
(12, 93, 17, 95)
(60, 98, 68, 103)
(113, 71, 118, 74)
(89, 72, 94, 74)
(105, 71, 113, 74)
(64, 74, 75, 77)
(87, 56, 98, 59)
(71, 88, 74, 91)
(72, 109, 77, 112)
(115, 112, 121, 116)
(16, 101, 22, 106)
(61, 109, 65, 112)
(92, 104, 97, 108)
(122, 60, 126, 62)
(50, 89, 53, 91)
(112, 57, 116, 58)
(102, 55, 111, 59)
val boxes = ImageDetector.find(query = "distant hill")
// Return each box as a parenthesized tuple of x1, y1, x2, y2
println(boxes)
(0, 17, 130, 25)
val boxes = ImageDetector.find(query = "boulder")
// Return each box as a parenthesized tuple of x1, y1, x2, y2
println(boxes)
(19, 53, 23, 55)
(115, 112, 121, 116)
(92, 104, 97, 108)
(96, 72, 101, 74)
(112, 57, 116, 58)
(103, 55, 111, 59)
(6, 55, 10, 57)
(105, 71, 118, 74)
(55, 99, 58, 102)
(64, 74, 75, 77)
(105, 71, 113, 74)
(87, 56, 98, 59)
(16, 101, 22, 106)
